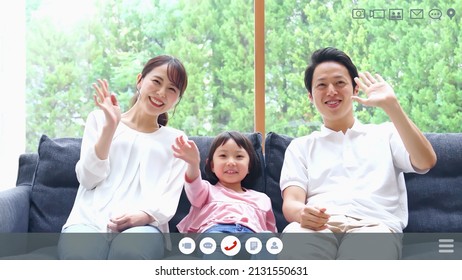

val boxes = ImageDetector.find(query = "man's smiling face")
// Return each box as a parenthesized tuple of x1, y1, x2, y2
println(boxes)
(309, 61, 359, 130)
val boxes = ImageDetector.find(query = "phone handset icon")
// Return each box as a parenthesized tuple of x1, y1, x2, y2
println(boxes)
(221, 236, 241, 256)
(224, 240, 238, 251)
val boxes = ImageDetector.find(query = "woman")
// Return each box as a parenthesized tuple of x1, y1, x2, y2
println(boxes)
(58, 55, 188, 259)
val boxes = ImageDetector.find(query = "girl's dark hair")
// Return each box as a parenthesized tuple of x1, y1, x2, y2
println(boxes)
(129, 55, 188, 126)
(304, 47, 359, 95)
(205, 131, 262, 188)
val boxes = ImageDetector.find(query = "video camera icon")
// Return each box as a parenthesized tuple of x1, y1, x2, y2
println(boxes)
(369, 9, 386, 19)
(179, 237, 196, 255)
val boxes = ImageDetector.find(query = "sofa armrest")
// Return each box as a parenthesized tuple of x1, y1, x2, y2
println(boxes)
(0, 185, 32, 232)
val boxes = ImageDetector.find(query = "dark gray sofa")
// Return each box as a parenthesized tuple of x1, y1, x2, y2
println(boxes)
(1, 132, 461, 259)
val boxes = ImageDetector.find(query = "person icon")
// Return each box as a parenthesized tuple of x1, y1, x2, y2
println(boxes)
(266, 237, 283, 255)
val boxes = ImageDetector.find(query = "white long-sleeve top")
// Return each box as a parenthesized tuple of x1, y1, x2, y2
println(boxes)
(63, 110, 187, 233)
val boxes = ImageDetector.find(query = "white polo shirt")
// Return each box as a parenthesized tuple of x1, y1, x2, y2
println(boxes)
(280, 120, 427, 232)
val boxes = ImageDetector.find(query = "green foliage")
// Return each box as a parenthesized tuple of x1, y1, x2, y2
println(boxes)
(25, 0, 461, 151)
(266, 0, 462, 136)
(165, 0, 256, 135)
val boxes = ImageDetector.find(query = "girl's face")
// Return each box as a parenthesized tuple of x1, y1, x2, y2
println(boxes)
(137, 63, 181, 116)
(211, 138, 250, 191)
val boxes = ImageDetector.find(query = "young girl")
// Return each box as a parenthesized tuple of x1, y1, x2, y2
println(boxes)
(172, 131, 277, 235)
(58, 55, 188, 260)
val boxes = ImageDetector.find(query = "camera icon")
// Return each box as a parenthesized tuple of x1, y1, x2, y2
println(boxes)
(352, 9, 366, 19)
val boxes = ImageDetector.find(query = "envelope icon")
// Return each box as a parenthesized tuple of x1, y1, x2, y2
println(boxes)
(410, 9, 424, 19)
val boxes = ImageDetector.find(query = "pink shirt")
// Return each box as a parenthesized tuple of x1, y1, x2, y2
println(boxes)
(176, 175, 277, 233)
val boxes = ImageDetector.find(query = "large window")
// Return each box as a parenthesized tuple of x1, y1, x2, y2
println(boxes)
(25, 0, 256, 152)
(23, 0, 462, 153)
(0, 1, 25, 189)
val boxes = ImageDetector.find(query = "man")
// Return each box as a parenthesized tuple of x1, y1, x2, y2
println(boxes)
(280, 47, 437, 259)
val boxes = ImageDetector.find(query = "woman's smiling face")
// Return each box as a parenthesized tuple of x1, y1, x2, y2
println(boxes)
(137, 63, 181, 115)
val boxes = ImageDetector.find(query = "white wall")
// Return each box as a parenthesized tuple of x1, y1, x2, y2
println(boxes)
(0, 1, 26, 190)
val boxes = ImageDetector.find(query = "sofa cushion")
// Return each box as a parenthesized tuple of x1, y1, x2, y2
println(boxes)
(264, 132, 293, 231)
(15, 153, 38, 187)
(29, 135, 81, 232)
(169, 132, 266, 233)
(404, 133, 462, 232)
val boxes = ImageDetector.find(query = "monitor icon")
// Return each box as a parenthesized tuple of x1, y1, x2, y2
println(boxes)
(389, 9, 403, 20)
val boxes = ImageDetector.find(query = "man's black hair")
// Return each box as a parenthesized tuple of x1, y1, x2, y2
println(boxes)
(304, 47, 359, 94)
